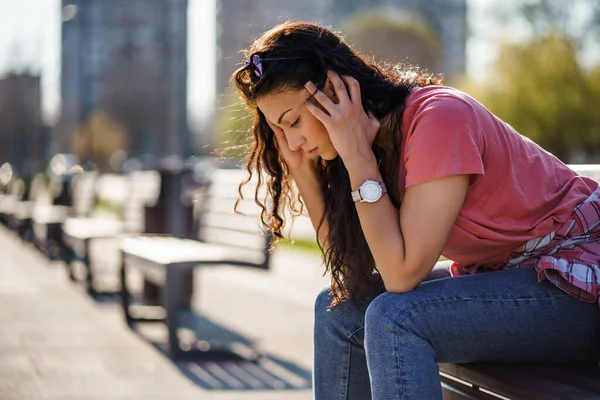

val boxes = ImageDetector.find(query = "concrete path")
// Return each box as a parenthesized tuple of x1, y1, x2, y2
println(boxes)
(0, 226, 329, 399)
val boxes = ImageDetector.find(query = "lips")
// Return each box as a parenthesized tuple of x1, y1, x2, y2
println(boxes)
(307, 147, 318, 154)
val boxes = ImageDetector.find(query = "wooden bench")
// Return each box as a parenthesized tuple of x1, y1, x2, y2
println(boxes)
(119, 167, 272, 360)
(439, 164, 600, 400)
(9, 173, 54, 242)
(0, 176, 25, 227)
(30, 171, 98, 259)
(62, 170, 160, 295)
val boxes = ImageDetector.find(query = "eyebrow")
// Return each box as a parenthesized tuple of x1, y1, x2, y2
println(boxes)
(274, 91, 314, 125)
(277, 109, 293, 124)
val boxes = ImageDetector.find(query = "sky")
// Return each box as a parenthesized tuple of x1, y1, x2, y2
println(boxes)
(0, 0, 595, 128)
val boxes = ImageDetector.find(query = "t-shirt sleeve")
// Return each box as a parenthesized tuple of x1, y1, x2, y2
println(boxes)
(404, 95, 485, 188)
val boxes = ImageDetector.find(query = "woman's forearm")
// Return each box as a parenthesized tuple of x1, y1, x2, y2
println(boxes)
(290, 166, 329, 249)
(343, 155, 410, 291)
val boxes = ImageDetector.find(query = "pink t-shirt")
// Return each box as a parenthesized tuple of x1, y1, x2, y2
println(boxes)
(398, 86, 598, 267)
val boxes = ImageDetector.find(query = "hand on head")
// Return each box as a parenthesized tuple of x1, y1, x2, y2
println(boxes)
(304, 71, 380, 166)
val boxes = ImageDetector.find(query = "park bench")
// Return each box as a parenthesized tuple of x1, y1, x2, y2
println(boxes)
(0, 176, 25, 227)
(9, 173, 53, 241)
(30, 171, 97, 259)
(62, 170, 160, 295)
(119, 167, 272, 360)
(439, 163, 600, 400)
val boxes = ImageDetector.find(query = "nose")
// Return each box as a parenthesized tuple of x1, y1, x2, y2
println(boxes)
(285, 131, 306, 152)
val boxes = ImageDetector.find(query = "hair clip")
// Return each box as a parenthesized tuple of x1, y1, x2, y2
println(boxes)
(244, 54, 263, 80)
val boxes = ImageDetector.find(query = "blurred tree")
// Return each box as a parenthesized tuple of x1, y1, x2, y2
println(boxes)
(71, 111, 127, 172)
(461, 34, 600, 161)
(214, 92, 253, 163)
(342, 10, 441, 74)
(518, 0, 600, 49)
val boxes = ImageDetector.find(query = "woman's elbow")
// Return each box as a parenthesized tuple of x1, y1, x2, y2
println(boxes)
(382, 265, 426, 293)
(383, 280, 418, 294)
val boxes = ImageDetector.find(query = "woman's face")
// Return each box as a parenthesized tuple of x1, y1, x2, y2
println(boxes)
(256, 85, 338, 161)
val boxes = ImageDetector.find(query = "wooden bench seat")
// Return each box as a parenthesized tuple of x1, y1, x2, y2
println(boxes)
(440, 163, 600, 399)
(119, 167, 271, 361)
(31, 204, 70, 225)
(440, 363, 600, 399)
(121, 236, 265, 269)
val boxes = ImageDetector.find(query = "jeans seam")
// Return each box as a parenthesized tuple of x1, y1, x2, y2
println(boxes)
(346, 324, 364, 341)
(339, 341, 351, 400)
(396, 327, 406, 400)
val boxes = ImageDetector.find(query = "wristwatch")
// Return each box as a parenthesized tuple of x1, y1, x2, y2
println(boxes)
(351, 180, 387, 203)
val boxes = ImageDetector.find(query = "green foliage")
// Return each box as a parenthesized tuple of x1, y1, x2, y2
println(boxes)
(214, 92, 254, 163)
(518, 0, 600, 49)
(460, 34, 600, 161)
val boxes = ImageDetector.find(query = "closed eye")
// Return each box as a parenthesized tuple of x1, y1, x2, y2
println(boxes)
(290, 118, 300, 128)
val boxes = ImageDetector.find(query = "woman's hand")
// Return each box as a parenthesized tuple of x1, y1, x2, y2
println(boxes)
(304, 71, 380, 167)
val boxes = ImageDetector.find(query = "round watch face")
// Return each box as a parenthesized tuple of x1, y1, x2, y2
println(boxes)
(360, 181, 382, 202)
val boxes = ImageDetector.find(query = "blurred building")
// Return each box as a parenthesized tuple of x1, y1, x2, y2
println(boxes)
(216, 0, 330, 96)
(0, 73, 47, 179)
(216, 0, 466, 96)
(58, 0, 189, 166)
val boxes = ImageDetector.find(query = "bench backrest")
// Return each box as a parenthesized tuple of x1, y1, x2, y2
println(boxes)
(121, 170, 161, 232)
(69, 172, 99, 217)
(26, 173, 48, 203)
(195, 168, 273, 269)
(92, 171, 161, 232)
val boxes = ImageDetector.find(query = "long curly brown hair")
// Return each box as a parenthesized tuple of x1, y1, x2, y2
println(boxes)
(232, 21, 442, 306)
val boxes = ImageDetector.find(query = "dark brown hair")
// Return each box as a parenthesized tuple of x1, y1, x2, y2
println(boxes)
(232, 21, 442, 306)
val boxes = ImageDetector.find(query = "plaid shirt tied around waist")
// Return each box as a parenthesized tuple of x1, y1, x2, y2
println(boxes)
(452, 187, 600, 305)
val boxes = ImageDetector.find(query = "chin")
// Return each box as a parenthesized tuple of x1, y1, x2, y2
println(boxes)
(321, 150, 338, 161)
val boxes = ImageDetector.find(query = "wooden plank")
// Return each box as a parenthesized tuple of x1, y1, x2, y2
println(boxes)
(62, 217, 123, 239)
(199, 226, 268, 251)
(204, 195, 264, 216)
(440, 375, 506, 399)
(528, 364, 600, 394)
(439, 363, 600, 400)
(201, 212, 265, 235)
(120, 236, 265, 266)
(208, 182, 270, 201)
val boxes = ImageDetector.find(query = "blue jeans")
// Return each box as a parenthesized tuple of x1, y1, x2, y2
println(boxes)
(313, 264, 600, 400)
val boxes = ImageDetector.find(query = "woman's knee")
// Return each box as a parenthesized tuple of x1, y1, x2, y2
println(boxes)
(314, 286, 370, 339)
(364, 291, 424, 338)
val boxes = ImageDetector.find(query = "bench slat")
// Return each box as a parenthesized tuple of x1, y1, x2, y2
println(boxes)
(199, 226, 269, 252)
(121, 236, 265, 267)
(63, 217, 124, 239)
(439, 363, 600, 400)
(201, 212, 265, 235)
(204, 195, 264, 216)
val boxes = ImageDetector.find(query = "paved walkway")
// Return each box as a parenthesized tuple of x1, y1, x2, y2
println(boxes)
(0, 226, 328, 399)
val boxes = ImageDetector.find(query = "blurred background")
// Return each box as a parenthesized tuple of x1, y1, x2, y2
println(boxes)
(0, 0, 599, 182)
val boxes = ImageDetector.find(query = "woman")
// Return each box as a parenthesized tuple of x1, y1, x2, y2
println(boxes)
(232, 21, 600, 399)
